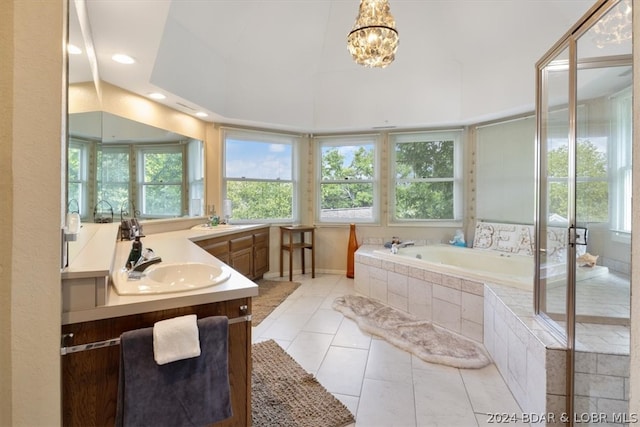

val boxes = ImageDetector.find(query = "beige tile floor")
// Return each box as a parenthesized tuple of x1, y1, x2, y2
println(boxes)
(252, 273, 529, 427)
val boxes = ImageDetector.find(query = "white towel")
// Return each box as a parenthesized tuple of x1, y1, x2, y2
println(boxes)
(153, 314, 201, 365)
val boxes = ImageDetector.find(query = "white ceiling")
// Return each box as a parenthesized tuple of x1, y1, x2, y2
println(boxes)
(69, 0, 598, 133)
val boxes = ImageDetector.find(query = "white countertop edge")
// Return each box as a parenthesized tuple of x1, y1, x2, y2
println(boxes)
(62, 277, 258, 324)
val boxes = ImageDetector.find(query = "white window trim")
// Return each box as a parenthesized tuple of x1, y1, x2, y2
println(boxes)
(136, 144, 186, 218)
(610, 87, 632, 234)
(222, 128, 299, 223)
(315, 134, 380, 225)
(388, 130, 464, 225)
(67, 138, 91, 219)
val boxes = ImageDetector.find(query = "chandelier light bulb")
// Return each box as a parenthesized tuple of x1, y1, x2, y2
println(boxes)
(591, 0, 632, 48)
(347, 0, 399, 68)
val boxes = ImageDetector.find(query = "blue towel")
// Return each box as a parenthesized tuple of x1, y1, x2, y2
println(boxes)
(115, 316, 232, 427)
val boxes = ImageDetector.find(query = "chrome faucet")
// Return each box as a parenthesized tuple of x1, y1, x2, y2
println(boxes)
(126, 238, 162, 278)
(131, 252, 162, 272)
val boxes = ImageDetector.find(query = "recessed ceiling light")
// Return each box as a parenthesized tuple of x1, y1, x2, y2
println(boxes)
(67, 44, 82, 55)
(149, 92, 166, 100)
(196, 112, 208, 118)
(112, 53, 135, 64)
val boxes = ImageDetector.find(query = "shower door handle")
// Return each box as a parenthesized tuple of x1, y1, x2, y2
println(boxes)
(569, 226, 588, 246)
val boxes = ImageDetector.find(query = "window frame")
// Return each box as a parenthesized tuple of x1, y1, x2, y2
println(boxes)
(222, 128, 298, 224)
(315, 134, 380, 225)
(136, 144, 187, 218)
(96, 144, 131, 219)
(67, 138, 91, 218)
(388, 130, 464, 225)
(610, 87, 632, 235)
(187, 139, 205, 216)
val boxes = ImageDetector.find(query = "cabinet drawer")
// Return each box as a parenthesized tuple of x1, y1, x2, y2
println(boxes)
(203, 240, 230, 258)
(230, 235, 253, 251)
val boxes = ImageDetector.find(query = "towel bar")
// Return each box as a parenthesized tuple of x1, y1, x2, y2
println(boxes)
(60, 314, 251, 355)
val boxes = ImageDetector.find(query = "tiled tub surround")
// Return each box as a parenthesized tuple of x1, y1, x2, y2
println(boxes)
(354, 245, 486, 343)
(355, 241, 630, 425)
(574, 351, 631, 425)
(484, 283, 568, 424)
(485, 284, 631, 426)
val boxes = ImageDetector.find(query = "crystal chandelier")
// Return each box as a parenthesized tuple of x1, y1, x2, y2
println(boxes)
(347, 0, 399, 68)
(592, 0, 632, 48)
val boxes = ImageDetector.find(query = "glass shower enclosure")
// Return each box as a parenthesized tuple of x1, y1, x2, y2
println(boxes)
(536, 0, 631, 422)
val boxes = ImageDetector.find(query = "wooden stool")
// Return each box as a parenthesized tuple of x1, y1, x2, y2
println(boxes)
(280, 225, 315, 281)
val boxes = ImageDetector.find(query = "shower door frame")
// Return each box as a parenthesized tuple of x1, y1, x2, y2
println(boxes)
(535, 0, 632, 423)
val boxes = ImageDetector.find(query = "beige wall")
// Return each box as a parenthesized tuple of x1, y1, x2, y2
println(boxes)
(3, 0, 65, 425)
(70, 81, 208, 141)
(0, 2, 14, 424)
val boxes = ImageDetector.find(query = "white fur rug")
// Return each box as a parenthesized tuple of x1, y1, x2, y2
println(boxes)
(333, 295, 491, 369)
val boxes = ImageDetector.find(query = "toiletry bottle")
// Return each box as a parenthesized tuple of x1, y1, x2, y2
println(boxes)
(210, 206, 219, 226)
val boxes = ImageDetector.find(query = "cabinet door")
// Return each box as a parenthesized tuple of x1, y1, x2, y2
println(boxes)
(253, 232, 269, 279)
(195, 238, 230, 264)
(230, 235, 253, 277)
(253, 230, 270, 279)
(230, 247, 253, 278)
(204, 240, 230, 264)
(62, 299, 252, 427)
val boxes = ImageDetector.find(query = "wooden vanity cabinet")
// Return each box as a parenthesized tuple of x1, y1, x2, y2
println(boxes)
(253, 230, 269, 278)
(195, 226, 269, 280)
(229, 235, 253, 278)
(61, 298, 252, 427)
(197, 238, 231, 264)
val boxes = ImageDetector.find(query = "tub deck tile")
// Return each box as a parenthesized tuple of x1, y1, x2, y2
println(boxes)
(441, 274, 462, 290)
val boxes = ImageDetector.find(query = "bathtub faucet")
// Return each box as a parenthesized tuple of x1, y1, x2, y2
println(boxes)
(389, 240, 415, 254)
(385, 237, 415, 251)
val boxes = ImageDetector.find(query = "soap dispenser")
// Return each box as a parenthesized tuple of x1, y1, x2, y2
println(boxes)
(126, 235, 143, 269)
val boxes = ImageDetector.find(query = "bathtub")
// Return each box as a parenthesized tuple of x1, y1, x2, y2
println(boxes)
(372, 244, 609, 291)
(373, 244, 534, 290)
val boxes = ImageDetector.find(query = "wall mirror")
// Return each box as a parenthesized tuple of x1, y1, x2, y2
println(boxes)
(68, 111, 204, 223)
(67, 0, 205, 223)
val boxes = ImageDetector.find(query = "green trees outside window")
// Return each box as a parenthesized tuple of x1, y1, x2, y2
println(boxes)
(546, 139, 609, 224)
(224, 133, 295, 221)
(140, 150, 183, 216)
(96, 147, 129, 215)
(67, 142, 86, 213)
(319, 142, 375, 221)
(392, 133, 459, 221)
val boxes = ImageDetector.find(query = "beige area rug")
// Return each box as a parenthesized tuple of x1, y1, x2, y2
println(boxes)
(252, 339, 355, 427)
(333, 295, 491, 369)
(252, 279, 301, 326)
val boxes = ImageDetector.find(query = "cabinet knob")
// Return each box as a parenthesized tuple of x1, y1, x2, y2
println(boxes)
(239, 304, 248, 315)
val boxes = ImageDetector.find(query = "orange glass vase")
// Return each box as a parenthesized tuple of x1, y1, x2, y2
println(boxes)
(346, 223, 358, 278)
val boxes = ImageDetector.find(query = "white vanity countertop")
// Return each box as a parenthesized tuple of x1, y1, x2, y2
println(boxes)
(61, 222, 269, 325)
(61, 222, 120, 280)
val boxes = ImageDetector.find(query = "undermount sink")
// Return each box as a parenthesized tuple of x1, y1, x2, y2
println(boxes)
(112, 262, 231, 295)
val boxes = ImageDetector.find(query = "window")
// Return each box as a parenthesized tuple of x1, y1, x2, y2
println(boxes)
(96, 145, 130, 217)
(223, 129, 296, 222)
(611, 87, 632, 233)
(187, 139, 205, 216)
(316, 136, 378, 223)
(67, 139, 90, 216)
(390, 131, 463, 222)
(138, 146, 185, 217)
